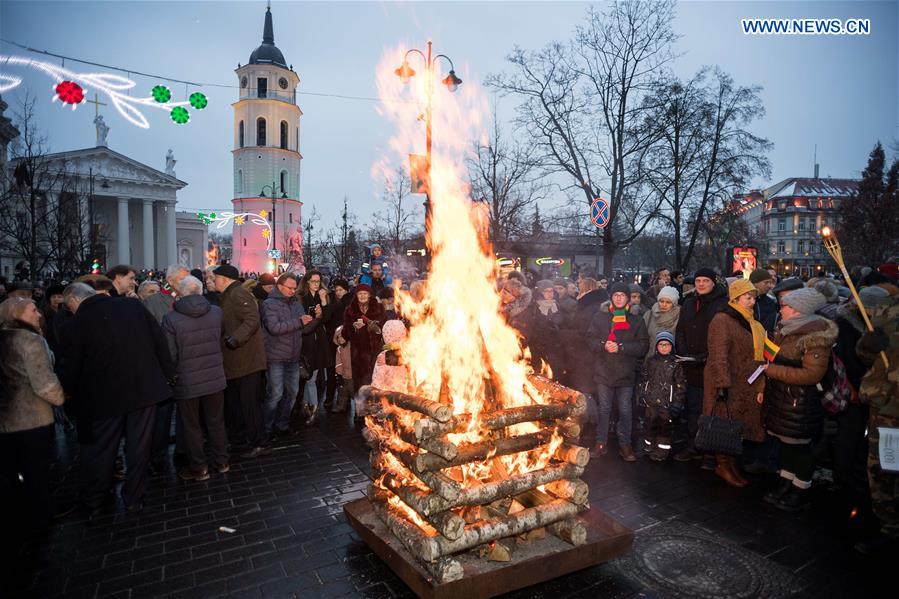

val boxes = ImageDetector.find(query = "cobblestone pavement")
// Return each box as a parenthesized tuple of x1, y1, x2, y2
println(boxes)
(1, 412, 890, 598)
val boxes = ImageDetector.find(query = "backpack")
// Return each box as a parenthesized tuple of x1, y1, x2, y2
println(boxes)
(820, 350, 856, 414)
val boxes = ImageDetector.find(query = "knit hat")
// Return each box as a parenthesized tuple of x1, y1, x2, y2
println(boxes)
(772, 277, 804, 295)
(812, 279, 838, 302)
(536, 279, 554, 293)
(749, 268, 774, 284)
(213, 264, 240, 280)
(628, 284, 643, 295)
(878, 262, 898, 282)
(728, 278, 758, 302)
(781, 287, 826, 315)
(257, 273, 276, 286)
(655, 330, 675, 347)
(694, 268, 717, 282)
(657, 286, 680, 303)
(858, 285, 890, 309)
(382, 319, 407, 345)
(190, 268, 204, 281)
(355, 283, 372, 295)
(609, 282, 630, 297)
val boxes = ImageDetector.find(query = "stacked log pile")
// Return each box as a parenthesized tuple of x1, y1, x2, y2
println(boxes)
(361, 375, 591, 583)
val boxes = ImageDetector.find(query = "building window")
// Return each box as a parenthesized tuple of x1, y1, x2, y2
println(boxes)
(257, 77, 267, 99)
(296, 127, 299, 151)
(256, 117, 266, 146)
(243, 238, 247, 247)
(289, 212, 293, 224)
(280, 170, 287, 194)
(239, 120, 244, 148)
(777, 241, 785, 253)
(798, 218, 805, 231)
(237, 170, 243, 195)
(778, 218, 786, 232)
(280, 121, 288, 149)
(798, 240, 805, 254)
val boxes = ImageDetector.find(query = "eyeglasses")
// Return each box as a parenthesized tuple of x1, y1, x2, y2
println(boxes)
(280, 283, 298, 291)
(309, 278, 321, 284)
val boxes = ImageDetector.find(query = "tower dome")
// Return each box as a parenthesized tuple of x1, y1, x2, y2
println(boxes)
(249, 6, 287, 68)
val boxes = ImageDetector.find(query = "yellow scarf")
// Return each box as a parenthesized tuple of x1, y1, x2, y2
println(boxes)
(729, 300, 766, 361)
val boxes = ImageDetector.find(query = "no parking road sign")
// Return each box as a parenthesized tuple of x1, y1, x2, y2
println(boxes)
(591, 197, 610, 229)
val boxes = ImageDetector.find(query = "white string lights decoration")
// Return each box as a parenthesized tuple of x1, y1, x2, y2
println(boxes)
(198, 210, 273, 250)
(0, 55, 208, 128)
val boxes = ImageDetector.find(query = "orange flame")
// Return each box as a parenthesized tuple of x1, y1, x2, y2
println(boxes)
(371, 44, 563, 490)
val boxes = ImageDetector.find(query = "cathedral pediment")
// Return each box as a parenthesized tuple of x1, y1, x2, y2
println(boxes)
(37, 146, 187, 189)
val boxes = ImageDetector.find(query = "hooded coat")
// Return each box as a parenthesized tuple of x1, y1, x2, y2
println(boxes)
(260, 286, 313, 363)
(586, 300, 649, 388)
(675, 284, 729, 387)
(642, 352, 686, 411)
(703, 307, 766, 442)
(0, 321, 65, 433)
(343, 294, 387, 388)
(161, 295, 227, 400)
(764, 317, 839, 440)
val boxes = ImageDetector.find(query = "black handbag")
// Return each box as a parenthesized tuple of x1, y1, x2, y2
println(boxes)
(298, 356, 313, 381)
(694, 391, 743, 456)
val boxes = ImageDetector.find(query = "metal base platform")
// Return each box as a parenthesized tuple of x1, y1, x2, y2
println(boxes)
(344, 498, 634, 599)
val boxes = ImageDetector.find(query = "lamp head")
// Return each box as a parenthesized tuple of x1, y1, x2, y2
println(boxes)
(259, 190, 266, 197)
(395, 61, 416, 83)
(442, 69, 462, 92)
(822, 225, 832, 238)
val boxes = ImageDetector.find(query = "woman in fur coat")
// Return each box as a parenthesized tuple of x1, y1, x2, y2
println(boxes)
(342, 284, 387, 392)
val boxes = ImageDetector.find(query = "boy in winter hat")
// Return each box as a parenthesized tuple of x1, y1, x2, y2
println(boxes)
(640, 330, 686, 461)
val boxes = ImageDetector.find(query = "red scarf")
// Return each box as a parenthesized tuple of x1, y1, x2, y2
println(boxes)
(608, 304, 630, 341)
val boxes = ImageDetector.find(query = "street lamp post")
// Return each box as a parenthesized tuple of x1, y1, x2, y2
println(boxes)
(394, 41, 462, 238)
(259, 182, 288, 263)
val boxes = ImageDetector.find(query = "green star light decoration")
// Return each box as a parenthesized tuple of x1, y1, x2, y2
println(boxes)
(170, 106, 190, 124)
(151, 85, 172, 103)
(189, 92, 208, 109)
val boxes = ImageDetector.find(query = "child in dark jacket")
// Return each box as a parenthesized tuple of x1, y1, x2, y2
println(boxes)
(640, 331, 686, 461)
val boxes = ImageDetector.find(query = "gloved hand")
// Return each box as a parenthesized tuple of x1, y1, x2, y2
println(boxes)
(167, 375, 178, 388)
(858, 328, 889, 356)
(224, 336, 239, 350)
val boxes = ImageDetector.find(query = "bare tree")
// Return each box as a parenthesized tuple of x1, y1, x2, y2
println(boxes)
(467, 105, 548, 243)
(370, 166, 420, 256)
(0, 92, 84, 278)
(302, 205, 320, 268)
(322, 196, 361, 276)
(489, 1, 678, 274)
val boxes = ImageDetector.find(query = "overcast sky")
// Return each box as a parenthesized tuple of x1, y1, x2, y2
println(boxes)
(1, 1, 896, 230)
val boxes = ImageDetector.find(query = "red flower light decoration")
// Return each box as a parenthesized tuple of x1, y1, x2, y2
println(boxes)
(55, 80, 84, 105)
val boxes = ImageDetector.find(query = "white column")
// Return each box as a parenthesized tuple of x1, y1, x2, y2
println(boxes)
(165, 201, 178, 266)
(142, 199, 155, 269)
(116, 197, 130, 265)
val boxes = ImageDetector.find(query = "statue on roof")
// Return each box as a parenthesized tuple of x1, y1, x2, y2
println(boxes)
(165, 149, 176, 176)
(94, 114, 109, 147)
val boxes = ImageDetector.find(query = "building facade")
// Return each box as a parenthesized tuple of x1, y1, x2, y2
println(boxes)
(734, 177, 859, 277)
(231, 5, 305, 274)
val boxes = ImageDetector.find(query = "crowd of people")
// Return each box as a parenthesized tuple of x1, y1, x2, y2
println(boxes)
(0, 256, 897, 556)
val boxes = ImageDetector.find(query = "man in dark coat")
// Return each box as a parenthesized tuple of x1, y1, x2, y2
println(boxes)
(749, 269, 778, 333)
(260, 273, 315, 437)
(586, 282, 649, 461)
(162, 276, 229, 481)
(213, 265, 268, 459)
(57, 292, 175, 512)
(673, 268, 728, 463)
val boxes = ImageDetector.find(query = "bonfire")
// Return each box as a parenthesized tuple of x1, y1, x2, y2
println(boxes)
(349, 45, 597, 585)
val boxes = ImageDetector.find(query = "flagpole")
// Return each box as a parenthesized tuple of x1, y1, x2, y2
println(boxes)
(822, 227, 889, 368)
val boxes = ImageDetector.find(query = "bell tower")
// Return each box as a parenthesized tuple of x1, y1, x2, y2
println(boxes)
(232, 3, 304, 274)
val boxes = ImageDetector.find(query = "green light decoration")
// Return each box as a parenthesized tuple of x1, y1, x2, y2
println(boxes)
(170, 106, 190, 124)
(189, 92, 208, 110)
(151, 85, 172, 103)
(209, 212, 217, 219)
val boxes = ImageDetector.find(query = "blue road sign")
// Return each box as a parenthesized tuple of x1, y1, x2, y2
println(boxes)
(591, 197, 610, 229)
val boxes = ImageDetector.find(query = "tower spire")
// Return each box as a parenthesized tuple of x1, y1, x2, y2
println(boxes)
(263, 3, 274, 45)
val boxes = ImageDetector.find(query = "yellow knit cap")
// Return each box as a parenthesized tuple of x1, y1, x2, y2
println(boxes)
(728, 278, 758, 302)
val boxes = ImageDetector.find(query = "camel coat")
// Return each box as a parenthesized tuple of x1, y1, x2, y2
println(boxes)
(703, 307, 766, 442)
